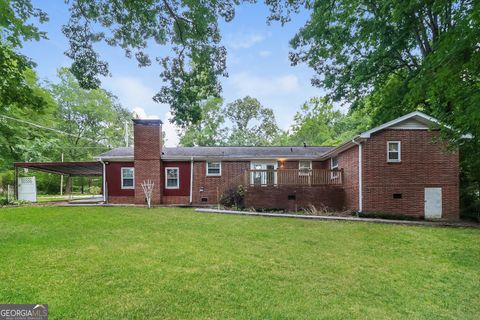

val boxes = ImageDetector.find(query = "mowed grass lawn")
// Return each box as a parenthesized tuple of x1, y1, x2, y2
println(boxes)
(0, 207, 479, 319)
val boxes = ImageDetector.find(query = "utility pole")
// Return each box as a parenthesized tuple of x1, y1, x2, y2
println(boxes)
(124, 121, 129, 147)
(60, 152, 64, 196)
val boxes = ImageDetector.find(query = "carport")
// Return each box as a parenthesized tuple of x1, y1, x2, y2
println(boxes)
(13, 161, 104, 202)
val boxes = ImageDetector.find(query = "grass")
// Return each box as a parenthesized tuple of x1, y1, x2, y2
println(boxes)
(0, 206, 479, 319)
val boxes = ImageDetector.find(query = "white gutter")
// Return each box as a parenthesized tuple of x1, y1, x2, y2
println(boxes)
(351, 139, 363, 212)
(189, 156, 194, 204)
(99, 158, 107, 203)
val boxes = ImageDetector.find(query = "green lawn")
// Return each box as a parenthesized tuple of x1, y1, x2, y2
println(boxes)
(0, 207, 479, 319)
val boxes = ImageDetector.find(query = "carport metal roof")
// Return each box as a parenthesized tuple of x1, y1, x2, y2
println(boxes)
(14, 161, 103, 176)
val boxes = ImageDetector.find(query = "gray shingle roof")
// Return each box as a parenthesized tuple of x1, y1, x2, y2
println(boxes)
(96, 146, 334, 160)
(97, 147, 133, 158)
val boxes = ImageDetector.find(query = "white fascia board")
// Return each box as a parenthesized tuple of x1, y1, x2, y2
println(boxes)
(358, 111, 473, 139)
(94, 156, 134, 161)
(317, 136, 364, 160)
(359, 111, 438, 138)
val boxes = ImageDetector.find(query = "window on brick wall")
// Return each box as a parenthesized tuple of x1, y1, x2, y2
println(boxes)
(121, 168, 134, 189)
(330, 157, 339, 179)
(298, 160, 312, 176)
(206, 161, 221, 176)
(387, 141, 401, 162)
(165, 167, 179, 189)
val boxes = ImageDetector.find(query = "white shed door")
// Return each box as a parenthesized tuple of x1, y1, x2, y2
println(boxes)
(424, 187, 442, 219)
(18, 176, 37, 202)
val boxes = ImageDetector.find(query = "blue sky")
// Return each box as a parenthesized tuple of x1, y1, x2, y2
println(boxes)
(21, 2, 327, 146)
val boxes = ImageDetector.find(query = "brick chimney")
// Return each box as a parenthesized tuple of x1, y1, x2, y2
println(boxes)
(133, 119, 163, 205)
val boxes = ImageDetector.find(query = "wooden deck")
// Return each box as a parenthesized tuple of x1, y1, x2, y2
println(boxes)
(244, 169, 343, 187)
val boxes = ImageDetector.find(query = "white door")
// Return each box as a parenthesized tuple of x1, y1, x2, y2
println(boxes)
(18, 176, 37, 202)
(424, 187, 442, 219)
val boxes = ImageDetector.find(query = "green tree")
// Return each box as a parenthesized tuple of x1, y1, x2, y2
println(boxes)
(61, 0, 238, 126)
(179, 97, 226, 146)
(224, 96, 279, 146)
(50, 68, 132, 161)
(0, 0, 49, 112)
(281, 97, 371, 146)
(178, 96, 281, 146)
(59, 0, 313, 126)
(289, 0, 478, 139)
(0, 69, 58, 170)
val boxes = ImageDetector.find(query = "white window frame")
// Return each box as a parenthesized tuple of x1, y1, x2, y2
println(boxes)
(387, 141, 401, 163)
(330, 157, 339, 179)
(165, 167, 180, 189)
(206, 161, 222, 176)
(298, 160, 312, 176)
(121, 167, 135, 189)
(250, 161, 278, 186)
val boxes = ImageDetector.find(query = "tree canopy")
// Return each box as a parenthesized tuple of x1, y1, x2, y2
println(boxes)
(178, 97, 226, 147)
(225, 96, 280, 146)
(0, 67, 132, 170)
(0, 0, 49, 112)
(289, 0, 479, 139)
(281, 97, 371, 146)
(179, 96, 280, 146)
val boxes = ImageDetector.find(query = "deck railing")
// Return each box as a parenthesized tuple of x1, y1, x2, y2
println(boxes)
(244, 168, 343, 187)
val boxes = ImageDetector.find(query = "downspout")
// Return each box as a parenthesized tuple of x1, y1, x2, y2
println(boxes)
(351, 139, 363, 212)
(99, 158, 107, 203)
(189, 156, 194, 204)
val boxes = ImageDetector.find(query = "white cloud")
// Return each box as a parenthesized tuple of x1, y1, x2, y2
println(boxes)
(229, 72, 300, 97)
(130, 107, 180, 147)
(259, 50, 271, 57)
(227, 32, 265, 49)
(132, 107, 160, 119)
(102, 75, 157, 110)
(162, 111, 180, 147)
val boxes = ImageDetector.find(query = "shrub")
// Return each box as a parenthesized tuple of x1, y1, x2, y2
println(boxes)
(219, 185, 245, 209)
(89, 186, 101, 194)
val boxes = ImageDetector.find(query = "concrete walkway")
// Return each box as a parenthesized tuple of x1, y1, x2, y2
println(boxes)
(195, 208, 480, 228)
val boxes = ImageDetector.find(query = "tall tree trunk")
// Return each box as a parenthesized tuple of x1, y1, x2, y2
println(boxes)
(65, 176, 72, 195)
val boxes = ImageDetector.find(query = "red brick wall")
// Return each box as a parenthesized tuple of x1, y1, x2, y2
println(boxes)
(313, 160, 329, 169)
(191, 161, 250, 205)
(283, 161, 298, 169)
(162, 161, 191, 197)
(105, 161, 134, 197)
(163, 196, 190, 205)
(362, 129, 459, 219)
(134, 123, 162, 205)
(109, 196, 135, 204)
(282, 160, 328, 169)
(337, 146, 359, 211)
(244, 185, 344, 211)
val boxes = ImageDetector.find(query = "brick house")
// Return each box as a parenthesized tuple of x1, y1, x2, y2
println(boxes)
(92, 111, 463, 220)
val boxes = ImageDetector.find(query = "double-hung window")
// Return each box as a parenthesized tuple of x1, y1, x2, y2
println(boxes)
(298, 160, 312, 176)
(121, 168, 134, 189)
(206, 161, 221, 176)
(165, 167, 179, 189)
(331, 157, 339, 178)
(387, 141, 401, 162)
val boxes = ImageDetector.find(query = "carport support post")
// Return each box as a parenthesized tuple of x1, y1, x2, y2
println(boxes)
(60, 152, 64, 196)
